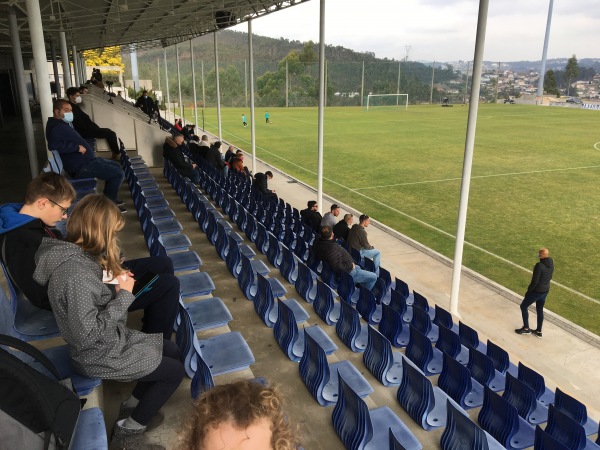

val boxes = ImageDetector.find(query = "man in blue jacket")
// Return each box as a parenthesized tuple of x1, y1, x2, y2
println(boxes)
(46, 99, 125, 211)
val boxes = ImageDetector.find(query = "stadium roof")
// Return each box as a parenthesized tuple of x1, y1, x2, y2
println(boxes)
(0, 0, 308, 53)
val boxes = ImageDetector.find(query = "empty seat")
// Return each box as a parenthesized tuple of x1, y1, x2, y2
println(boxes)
(184, 297, 232, 332)
(405, 325, 443, 376)
(438, 352, 484, 410)
(433, 304, 457, 332)
(378, 303, 410, 348)
(410, 306, 439, 343)
(279, 245, 298, 284)
(459, 321, 486, 352)
(487, 340, 518, 376)
(178, 271, 216, 298)
(467, 347, 506, 392)
(295, 261, 318, 303)
(502, 372, 548, 425)
(553, 388, 598, 436)
(190, 350, 215, 400)
(441, 401, 504, 450)
(274, 300, 337, 361)
(533, 424, 570, 450)
(238, 253, 286, 302)
(544, 404, 600, 450)
(397, 357, 458, 430)
(254, 274, 308, 328)
(332, 372, 421, 450)
(266, 232, 282, 268)
(413, 291, 435, 320)
(394, 277, 414, 305)
(320, 260, 338, 290)
(357, 286, 382, 325)
(478, 386, 535, 450)
(313, 280, 341, 325)
(299, 331, 372, 407)
(336, 300, 369, 352)
(517, 362, 555, 406)
(436, 324, 469, 365)
(363, 325, 404, 386)
(337, 270, 359, 305)
(390, 288, 413, 323)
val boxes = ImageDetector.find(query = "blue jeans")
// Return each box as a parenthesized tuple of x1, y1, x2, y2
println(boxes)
(520, 291, 548, 331)
(349, 266, 377, 290)
(76, 158, 124, 201)
(360, 248, 381, 271)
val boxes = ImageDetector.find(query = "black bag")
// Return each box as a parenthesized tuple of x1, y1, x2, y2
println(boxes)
(0, 334, 81, 450)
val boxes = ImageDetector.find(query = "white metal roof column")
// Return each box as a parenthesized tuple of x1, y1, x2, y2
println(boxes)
(190, 40, 199, 130)
(26, 0, 52, 132)
(79, 54, 86, 84)
(248, 19, 256, 173)
(316, 0, 326, 215)
(130, 45, 139, 92)
(8, 8, 38, 177)
(50, 40, 61, 98)
(163, 47, 171, 123)
(59, 31, 71, 90)
(449, 0, 490, 317)
(214, 32, 222, 141)
(176, 43, 183, 122)
(536, 0, 554, 104)
(71, 45, 80, 86)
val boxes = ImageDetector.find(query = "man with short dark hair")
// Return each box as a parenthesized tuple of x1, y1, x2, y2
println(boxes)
(163, 133, 201, 184)
(66, 86, 121, 158)
(300, 200, 322, 234)
(135, 90, 156, 117)
(333, 213, 353, 242)
(347, 214, 381, 272)
(321, 204, 341, 229)
(253, 171, 275, 197)
(312, 225, 377, 290)
(46, 99, 126, 210)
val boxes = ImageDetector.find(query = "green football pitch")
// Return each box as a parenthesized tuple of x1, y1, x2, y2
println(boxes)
(189, 104, 600, 335)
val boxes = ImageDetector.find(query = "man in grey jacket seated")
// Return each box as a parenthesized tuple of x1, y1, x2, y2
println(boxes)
(311, 225, 377, 290)
(347, 214, 381, 273)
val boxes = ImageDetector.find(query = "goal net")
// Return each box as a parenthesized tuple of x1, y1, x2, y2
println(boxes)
(365, 94, 408, 111)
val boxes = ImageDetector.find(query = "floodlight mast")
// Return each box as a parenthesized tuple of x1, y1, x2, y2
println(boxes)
(536, 0, 554, 104)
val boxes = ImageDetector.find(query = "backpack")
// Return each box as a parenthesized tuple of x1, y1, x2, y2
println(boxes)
(0, 334, 82, 450)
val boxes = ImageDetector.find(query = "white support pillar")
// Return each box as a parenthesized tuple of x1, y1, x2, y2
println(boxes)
(430, 61, 436, 104)
(50, 40, 61, 98)
(71, 45, 80, 86)
(536, 0, 554, 104)
(190, 40, 199, 129)
(214, 32, 222, 141)
(449, 0, 490, 317)
(59, 31, 71, 90)
(130, 45, 139, 92)
(285, 59, 289, 107)
(80, 54, 86, 84)
(248, 20, 256, 173)
(316, 0, 326, 215)
(157, 58, 160, 91)
(244, 59, 248, 108)
(360, 61, 364, 107)
(26, 0, 53, 133)
(176, 43, 183, 121)
(9, 8, 38, 177)
(163, 47, 170, 122)
(201, 60, 206, 111)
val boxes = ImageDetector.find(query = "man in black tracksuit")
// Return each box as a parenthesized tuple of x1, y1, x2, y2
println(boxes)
(515, 248, 554, 338)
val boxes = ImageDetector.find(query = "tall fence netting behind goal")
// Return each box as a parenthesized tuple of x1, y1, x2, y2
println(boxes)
(365, 94, 409, 111)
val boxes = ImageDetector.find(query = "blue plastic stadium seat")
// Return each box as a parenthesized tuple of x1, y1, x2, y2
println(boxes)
(378, 303, 410, 348)
(280, 245, 299, 284)
(390, 288, 413, 323)
(363, 325, 404, 386)
(517, 362, 555, 406)
(184, 297, 232, 332)
(274, 300, 337, 361)
(410, 306, 439, 343)
(468, 347, 506, 392)
(70, 407, 108, 450)
(169, 250, 203, 272)
(336, 300, 369, 353)
(441, 401, 504, 450)
(502, 372, 548, 425)
(478, 386, 535, 450)
(337, 270, 360, 306)
(332, 372, 421, 450)
(178, 271, 216, 298)
(438, 352, 484, 410)
(397, 357, 459, 431)
(553, 388, 598, 436)
(239, 253, 286, 301)
(299, 332, 372, 407)
(459, 321, 487, 353)
(436, 324, 469, 365)
(533, 424, 570, 450)
(487, 340, 518, 376)
(405, 325, 444, 376)
(433, 304, 458, 333)
(314, 280, 341, 325)
(394, 277, 414, 305)
(190, 350, 215, 400)
(320, 260, 338, 290)
(295, 261, 318, 303)
(357, 286, 382, 325)
(266, 232, 282, 268)
(544, 405, 599, 450)
(254, 274, 308, 328)
(413, 291, 435, 320)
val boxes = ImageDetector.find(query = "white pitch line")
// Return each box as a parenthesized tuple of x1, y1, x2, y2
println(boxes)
(355, 165, 600, 190)
(208, 121, 600, 306)
(594, 142, 600, 151)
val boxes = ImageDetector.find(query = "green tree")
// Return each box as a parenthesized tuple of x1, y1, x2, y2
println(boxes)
(543, 69, 560, 96)
(205, 65, 243, 107)
(565, 55, 579, 96)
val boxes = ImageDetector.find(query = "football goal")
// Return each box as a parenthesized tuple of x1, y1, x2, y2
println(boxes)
(365, 93, 408, 111)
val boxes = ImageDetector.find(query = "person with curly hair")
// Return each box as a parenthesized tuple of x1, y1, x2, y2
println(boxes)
(178, 380, 301, 450)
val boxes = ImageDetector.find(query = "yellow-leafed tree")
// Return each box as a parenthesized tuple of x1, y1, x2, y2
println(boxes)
(82, 46, 124, 70)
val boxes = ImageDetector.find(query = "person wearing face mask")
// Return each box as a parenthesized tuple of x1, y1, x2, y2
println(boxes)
(66, 87, 121, 159)
(46, 99, 126, 211)
(135, 90, 157, 117)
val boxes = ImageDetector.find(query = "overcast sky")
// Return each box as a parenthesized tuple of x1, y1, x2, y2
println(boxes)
(232, 0, 598, 62)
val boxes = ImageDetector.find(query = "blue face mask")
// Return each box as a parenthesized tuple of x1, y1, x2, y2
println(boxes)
(62, 112, 74, 123)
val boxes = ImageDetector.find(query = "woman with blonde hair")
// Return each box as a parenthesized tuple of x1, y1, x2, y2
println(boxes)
(33, 194, 184, 445)
(179, 380, 301, 450)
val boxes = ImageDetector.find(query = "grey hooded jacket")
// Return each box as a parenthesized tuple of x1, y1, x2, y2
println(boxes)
(33, 238, 162, 381)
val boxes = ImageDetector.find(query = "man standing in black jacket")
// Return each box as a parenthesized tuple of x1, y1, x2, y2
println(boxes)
(66, 87, 121, 158)
(135, 90, 156, 117)
(515, 248, 554, 338)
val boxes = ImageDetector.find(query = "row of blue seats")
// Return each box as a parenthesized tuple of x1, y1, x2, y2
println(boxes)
(184, 151, 600, 450)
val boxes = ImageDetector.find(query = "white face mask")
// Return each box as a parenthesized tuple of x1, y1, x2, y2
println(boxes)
(62, 112, 74, 123)
(74, 96, 82, 104)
